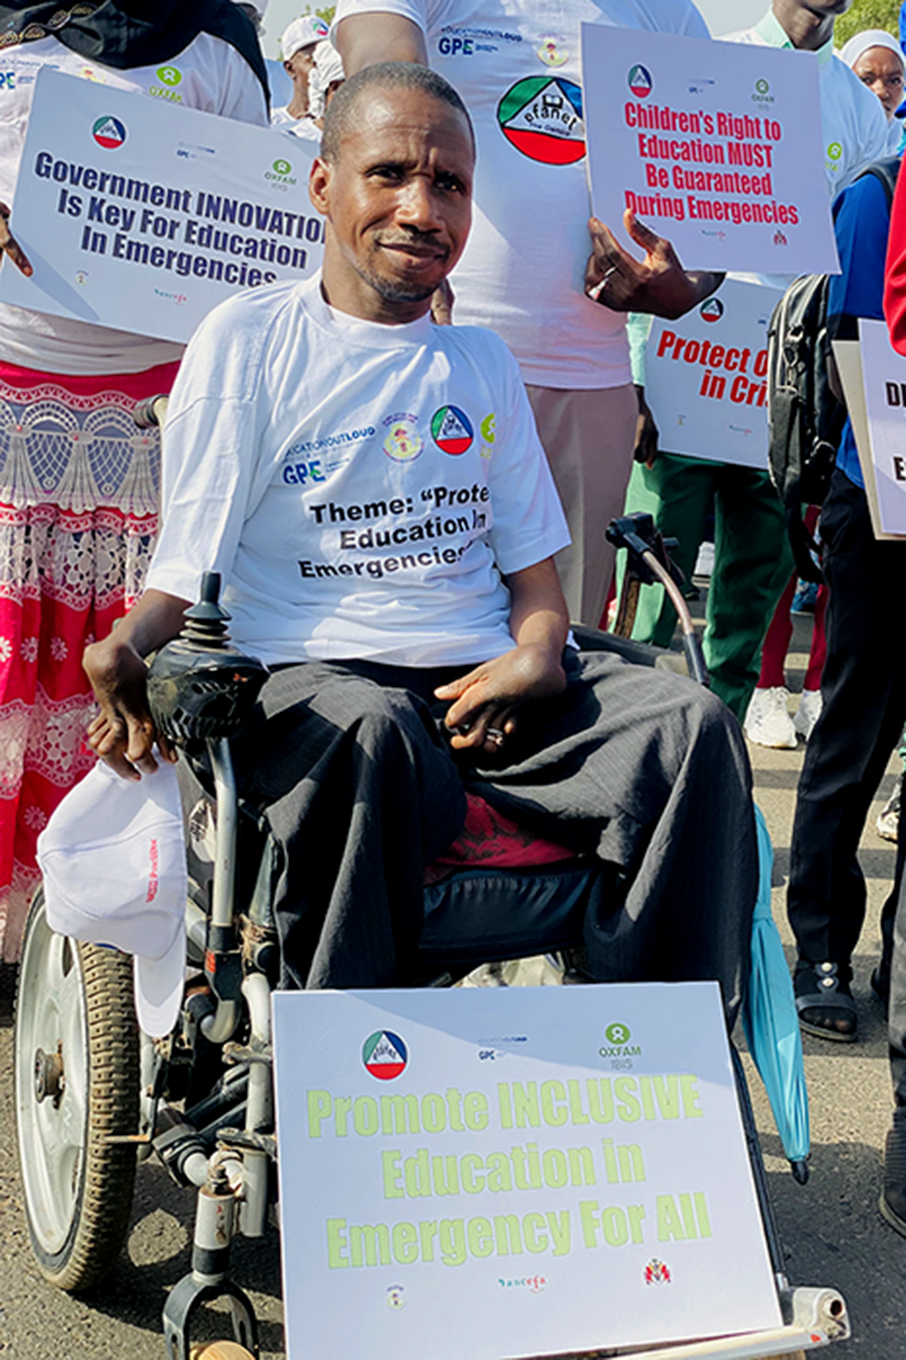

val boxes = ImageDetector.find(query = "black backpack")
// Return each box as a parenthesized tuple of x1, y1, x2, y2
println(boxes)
(766, 155, 901, 582)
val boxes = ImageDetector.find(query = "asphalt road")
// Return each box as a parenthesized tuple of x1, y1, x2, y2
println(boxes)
(0, 602, 902, 1360)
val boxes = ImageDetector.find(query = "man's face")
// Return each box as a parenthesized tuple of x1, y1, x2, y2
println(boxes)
(310, 87, 473, 310)
(284, 43, 317, 86)
(788, 0, 852, 16)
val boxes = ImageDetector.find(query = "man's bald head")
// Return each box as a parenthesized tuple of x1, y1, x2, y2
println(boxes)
(321, 61, 475, 162)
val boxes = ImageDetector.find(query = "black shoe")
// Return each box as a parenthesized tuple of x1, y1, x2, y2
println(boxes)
(881, 1109, 906, 1237)
(794, 959, 857, 1042)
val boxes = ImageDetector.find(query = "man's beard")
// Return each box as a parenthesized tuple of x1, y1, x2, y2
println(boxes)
(356, 235, 447, 304)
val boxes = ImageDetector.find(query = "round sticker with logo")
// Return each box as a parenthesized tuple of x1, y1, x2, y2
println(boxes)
(156, 65, 182, 87)
(363, 1031, 408, 1080)
(627, 64, 653, 99)
(92, 115, 126, 150)
(497, 76, 585, 165)
(537, 35, 568, 68)
(383, 416, 423, 462)
(431, 405, 474, 455)
(700, 298, 724, 323)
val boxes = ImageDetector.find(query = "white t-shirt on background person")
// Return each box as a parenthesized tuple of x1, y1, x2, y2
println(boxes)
(725, 10, 890, 198)
(332, 0, 709, 390)
(0, 34, 269, 375)
(146, 275, 570, 667)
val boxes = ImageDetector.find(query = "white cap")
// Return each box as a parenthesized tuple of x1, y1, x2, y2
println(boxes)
(38, 758, 188, 1039)
(839, 29, 904, 70)
(281, 15, 330, 61)
(309, 40, 345, 115)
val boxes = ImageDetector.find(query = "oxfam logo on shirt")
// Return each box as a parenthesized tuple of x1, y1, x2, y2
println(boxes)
(92, 115, 126, 149)
(497, 76, 585, 165)
(156, 65, 182, 87)
(827, 142, 843, 162)
(273, 158, 292, 176)
(627, 64, 653, 99)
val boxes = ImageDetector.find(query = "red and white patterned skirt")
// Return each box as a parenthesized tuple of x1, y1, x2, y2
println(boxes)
(0, 357, 180, 960)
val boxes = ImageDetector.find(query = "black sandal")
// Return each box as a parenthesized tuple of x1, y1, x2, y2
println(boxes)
(794, 960, 857, 1042)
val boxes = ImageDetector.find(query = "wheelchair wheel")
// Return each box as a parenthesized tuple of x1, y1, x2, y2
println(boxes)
(14, 886, 140, 1290)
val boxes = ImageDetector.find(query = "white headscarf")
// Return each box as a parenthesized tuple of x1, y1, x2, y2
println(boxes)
(839, 29, 904, 71)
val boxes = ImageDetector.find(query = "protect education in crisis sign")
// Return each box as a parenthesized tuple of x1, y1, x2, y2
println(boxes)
(581, 26, 839, 275)
(273, 983, 781, 1360)
(0, 68, 324, 343)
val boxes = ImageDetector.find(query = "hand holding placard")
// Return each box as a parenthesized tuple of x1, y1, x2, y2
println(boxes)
(586, 209, 722, 319)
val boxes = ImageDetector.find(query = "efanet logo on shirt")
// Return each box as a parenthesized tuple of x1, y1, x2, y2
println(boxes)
(431, 406, 474, 455)
(497, 76, 585, 165)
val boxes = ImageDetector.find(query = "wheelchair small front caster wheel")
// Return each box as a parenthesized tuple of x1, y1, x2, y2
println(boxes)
(190, 1345, 257, 1360)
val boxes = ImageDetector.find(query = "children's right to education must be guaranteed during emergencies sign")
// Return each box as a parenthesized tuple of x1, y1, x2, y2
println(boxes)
(581, 26, 839, 276)
(273, 982, 781, 1360)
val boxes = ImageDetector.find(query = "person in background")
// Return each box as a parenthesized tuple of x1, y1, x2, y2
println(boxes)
(334, 0, 722, 629)
(741, 24, 905, 750)
(840, 28, 905, 152)
(616, 0, 889, 729)
(285, 40, 346, 138)
(0, 0, 269, 965)
(271, 14, 329, 132)
(782, 136, 905, 1043)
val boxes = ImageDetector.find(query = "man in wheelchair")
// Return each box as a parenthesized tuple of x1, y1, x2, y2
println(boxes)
(83, 62, 757, 1021)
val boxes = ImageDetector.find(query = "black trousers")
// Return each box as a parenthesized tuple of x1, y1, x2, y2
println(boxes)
(787, 469, 906, 968)
(227, 649, 757, 1024)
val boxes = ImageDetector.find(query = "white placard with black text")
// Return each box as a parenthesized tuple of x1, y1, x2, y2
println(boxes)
(0, 68, 323, 343)
(858, 318, 906, 536)
(273, 982, 781, 1360)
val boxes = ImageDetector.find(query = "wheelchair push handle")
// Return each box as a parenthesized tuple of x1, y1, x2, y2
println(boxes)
(606, 513, 710, 689)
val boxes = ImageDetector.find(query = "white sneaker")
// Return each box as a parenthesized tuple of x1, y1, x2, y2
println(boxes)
(694, 541, 715, 578)
(793, 688, 822, 741)
(744, 687, 797, 749)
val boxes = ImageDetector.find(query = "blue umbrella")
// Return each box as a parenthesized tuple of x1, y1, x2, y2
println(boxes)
(742, 805, 810, 1183)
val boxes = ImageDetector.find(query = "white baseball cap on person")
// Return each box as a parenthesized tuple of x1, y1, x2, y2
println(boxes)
(281, 15, 330, 61)
(37, 758, 188, 1039)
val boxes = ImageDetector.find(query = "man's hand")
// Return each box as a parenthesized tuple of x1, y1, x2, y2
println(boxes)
(0, 201, 32, 276)
(83, 635, 173, 779)
(435, 642, 567, 757)
(586, 209, 722, 320)
(82, 589, 190, 779)
(634, 384, 659, 468)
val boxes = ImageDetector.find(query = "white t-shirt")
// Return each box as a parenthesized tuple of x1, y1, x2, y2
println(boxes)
(332, 0, 709, 389)
(724, 14, 890, 199)
(146, 276, 570, 667)
(0, 33, 269, 375)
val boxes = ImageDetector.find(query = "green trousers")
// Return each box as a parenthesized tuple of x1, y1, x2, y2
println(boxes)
(615, 453, 794, 723)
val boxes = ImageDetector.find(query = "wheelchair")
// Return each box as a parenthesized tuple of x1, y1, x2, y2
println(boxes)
(13, 523, 851, 1360)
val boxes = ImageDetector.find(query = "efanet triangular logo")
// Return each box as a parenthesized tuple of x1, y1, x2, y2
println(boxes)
(628, 64, 653, 98)
(363, 1030, 408, 1080)
(92, 115, 126, 149)
(497, 76, 585, 165)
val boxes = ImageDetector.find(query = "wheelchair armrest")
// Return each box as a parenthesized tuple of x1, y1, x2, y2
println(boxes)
(570, 624, 661, 669)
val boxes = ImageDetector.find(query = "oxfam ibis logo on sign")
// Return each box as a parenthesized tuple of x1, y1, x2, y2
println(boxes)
(605, 1022, 631, 1046)
(92, 115, 126, 150)
(273, 158, 292, 176)
(363, 1031, 408, 1080)
(600, 1021, 642, 1063)
(156, 65, 182, 87)
(627, 64, 653, 99)
(755, 79, 770, 96)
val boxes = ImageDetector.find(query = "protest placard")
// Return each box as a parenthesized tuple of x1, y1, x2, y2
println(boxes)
(273, 982, 781, 1360)
(581, 26, 838, 275)
(855, 319, 906, 538)
(645, 279, 781, 468)
(0, 68, 323, 344)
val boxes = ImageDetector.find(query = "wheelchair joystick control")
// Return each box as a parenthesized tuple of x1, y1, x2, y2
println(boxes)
(147, 572, 269, 745)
